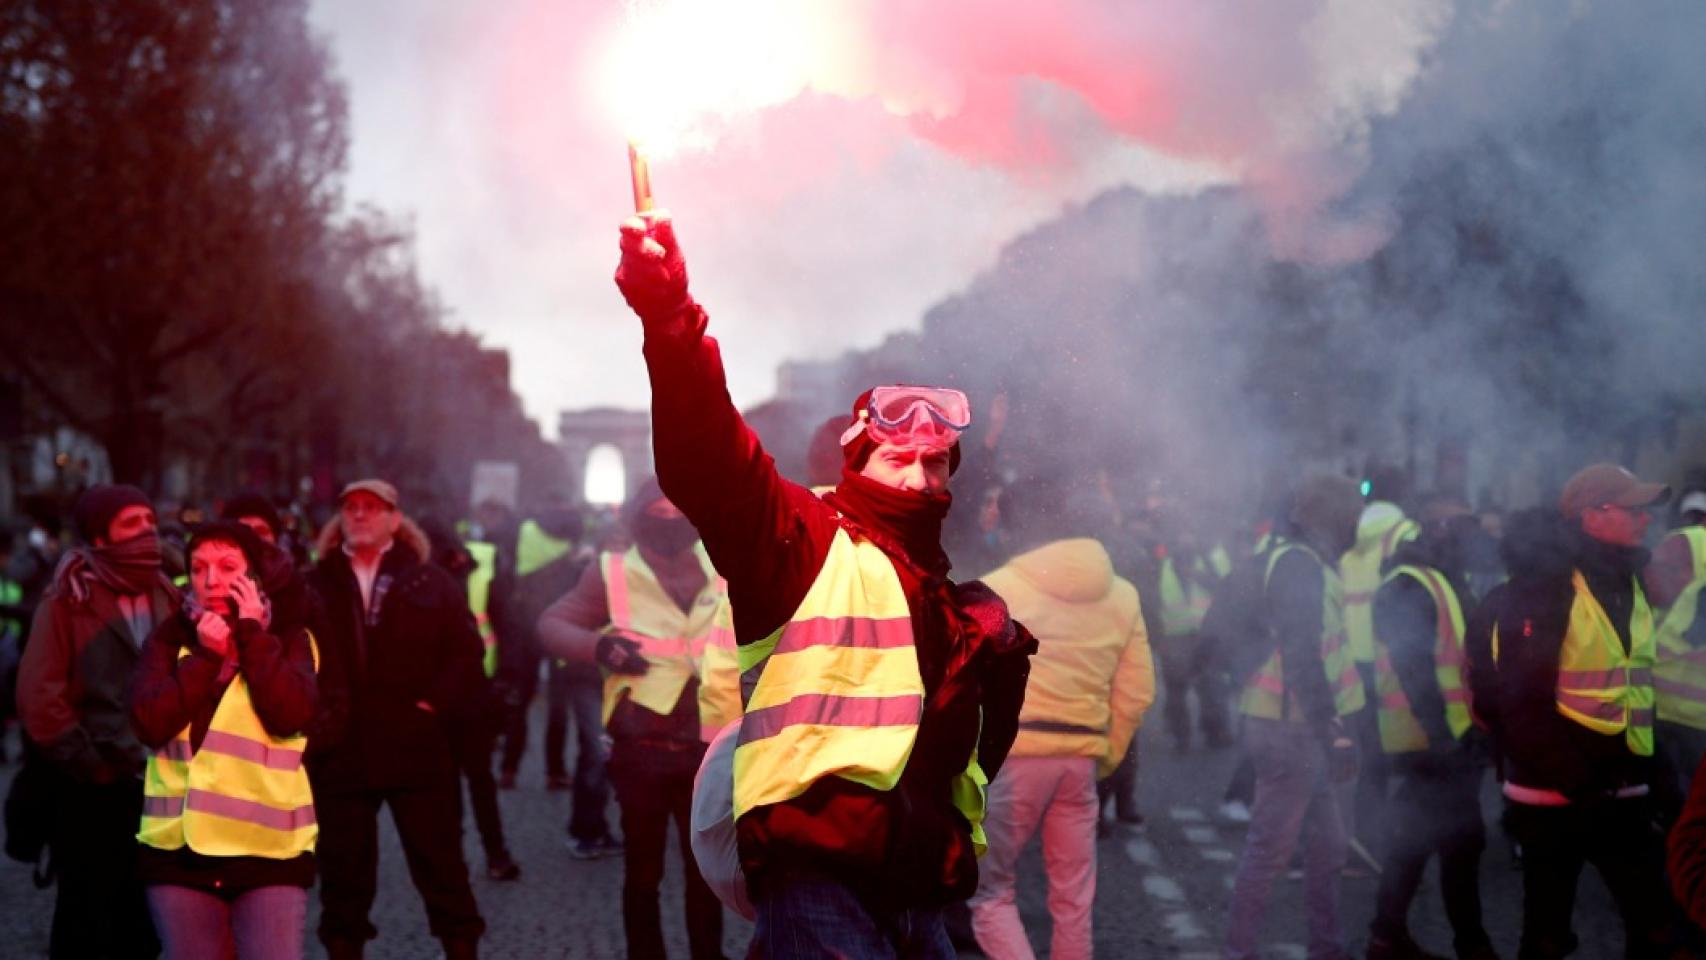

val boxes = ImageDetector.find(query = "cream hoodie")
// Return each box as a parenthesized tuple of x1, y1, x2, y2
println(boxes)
(982, 538, 1155, 777)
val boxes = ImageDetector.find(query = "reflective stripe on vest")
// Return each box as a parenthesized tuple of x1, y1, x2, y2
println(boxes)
(733, 526, 989, 853)
(1655, 527, 1706, 729)
(466, 540, 498, 678)
(1555, 571, 1656, 756)
(1238, 542, 1367, 721)
(698, 590, 742, 742)
(1158, 556, 1213, 637)
(600, 546, 726, 724)
(1373, 565, 1471, 753)
(138, 634, 320, 859)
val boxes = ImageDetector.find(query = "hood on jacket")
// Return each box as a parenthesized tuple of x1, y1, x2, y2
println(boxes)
(1354, 501, 1410, 550)
(1001, 538, 1116, 605)
(315, 513, 432, 565)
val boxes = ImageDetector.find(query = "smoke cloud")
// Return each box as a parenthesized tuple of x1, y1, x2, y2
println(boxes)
(312, 0, 1706, 522)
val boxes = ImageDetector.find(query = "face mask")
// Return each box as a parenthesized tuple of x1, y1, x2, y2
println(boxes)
(634, 512, 699, 556)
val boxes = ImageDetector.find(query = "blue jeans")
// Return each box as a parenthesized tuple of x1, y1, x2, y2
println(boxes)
(754, 871, 954, 959)
(147, 884, 307, 960)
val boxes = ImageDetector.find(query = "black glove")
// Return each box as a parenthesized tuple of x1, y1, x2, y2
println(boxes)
(596, 634, 650, 676)
(952, 580, 1024, 654)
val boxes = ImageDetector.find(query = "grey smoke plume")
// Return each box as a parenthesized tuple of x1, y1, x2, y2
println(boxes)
(824, 0, 1706, 524)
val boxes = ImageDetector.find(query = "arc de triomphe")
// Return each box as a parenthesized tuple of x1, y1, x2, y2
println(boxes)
(556, 407, 652, 505)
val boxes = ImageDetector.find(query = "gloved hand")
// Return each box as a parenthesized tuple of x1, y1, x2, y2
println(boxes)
(952, 580, 1024, 654)
(596, 633, 650, 676)
(615, 210, 692, 321)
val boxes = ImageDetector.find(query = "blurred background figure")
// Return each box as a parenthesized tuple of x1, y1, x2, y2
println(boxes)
(17, 484, 177, 959)
(972, 478, 1154, 960)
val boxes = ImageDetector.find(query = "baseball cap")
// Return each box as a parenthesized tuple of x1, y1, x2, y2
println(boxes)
(338, 479, 400, 509)
(1558, 463, 1669, 519)
(1679, 491, 1706, 517)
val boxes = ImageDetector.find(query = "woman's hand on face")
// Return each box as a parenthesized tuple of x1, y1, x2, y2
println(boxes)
(229, 576, 267, 623)
(197, 611, 232, 657)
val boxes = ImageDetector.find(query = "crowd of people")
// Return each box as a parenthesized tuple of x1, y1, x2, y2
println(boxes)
(2, 207, 1706, 960)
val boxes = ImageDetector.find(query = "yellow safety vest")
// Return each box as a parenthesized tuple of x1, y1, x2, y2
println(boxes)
(466, 541, 499, 678)
(138, 636, 320, 859)
(1341, 514, 1420, 666)
(1158, 554, 1215, 637)
(732, 526, 989, 853)
(600, 546, 727, 724)
(1555, 570, 1655, 756)
(698, 599, 742, 742)
(1239, 542, 1367, 721)
(1654, 527, 1706, 730)
(1372, 565, 1471, 753)
(516, 519, 572, 578)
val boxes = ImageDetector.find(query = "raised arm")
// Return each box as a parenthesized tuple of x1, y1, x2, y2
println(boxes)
(615, 213, 838, 639)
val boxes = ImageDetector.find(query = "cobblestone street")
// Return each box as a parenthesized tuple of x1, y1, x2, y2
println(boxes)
(0, 714, 1632, 959)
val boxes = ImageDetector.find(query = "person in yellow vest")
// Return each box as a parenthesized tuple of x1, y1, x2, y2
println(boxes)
(537, 478, 732, 960)
(1645, 489, 1706, 815)
(970, 481, 1154, 960)
(1340, 498, 1419, 867)
(128, 521, 319, 960)
(1154, 523, 1232, 754)
(615, 211, 1037, 959)
(1473, 464, 1688, 960)
(1223, 475, 1367, 960)
(1365, 498, 1496, 960)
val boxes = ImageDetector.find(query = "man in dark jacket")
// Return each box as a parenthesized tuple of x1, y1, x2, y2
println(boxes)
(307, 480, 487, 960)
(538, 479, 728, 960)
(1471, 464, 1686, 960)
(615, 211, 1035, 957)
(1223, 474, 1366, 960)
(17, 484, 176, 959)
(1366, 500, 1495, 960)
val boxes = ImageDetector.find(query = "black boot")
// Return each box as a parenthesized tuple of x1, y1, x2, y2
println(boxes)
(442, 937, 479, 960)
(324, 938, 365, 960)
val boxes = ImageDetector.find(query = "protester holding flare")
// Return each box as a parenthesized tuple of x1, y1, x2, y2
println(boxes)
(130, 521, 319, 960)
(613, 209, 1035, 958)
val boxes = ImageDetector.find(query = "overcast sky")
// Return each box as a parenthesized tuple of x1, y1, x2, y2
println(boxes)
(305, 0, 1442, 436)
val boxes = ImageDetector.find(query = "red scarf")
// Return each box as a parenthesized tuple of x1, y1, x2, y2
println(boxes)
(824, 468, 953, 578)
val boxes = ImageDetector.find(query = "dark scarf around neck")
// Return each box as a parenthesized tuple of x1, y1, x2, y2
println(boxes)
(52, 532, 177, 605)
(825, 468, 954, 578)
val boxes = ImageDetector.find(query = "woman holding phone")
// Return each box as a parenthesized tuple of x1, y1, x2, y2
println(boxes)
(129, 520, 320, 960)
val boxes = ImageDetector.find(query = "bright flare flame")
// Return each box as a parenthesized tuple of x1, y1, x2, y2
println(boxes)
(601, 0, 834, 158)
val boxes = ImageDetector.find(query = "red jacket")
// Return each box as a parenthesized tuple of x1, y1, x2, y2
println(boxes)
(642, 305, 1033, 905)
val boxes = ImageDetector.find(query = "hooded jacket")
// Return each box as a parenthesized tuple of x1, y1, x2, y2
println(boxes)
(305, 516, 486, 794)
(641, 304, 1034, 906)
(982, 539, 1153, 775)
(1466, 510, 1653, 799)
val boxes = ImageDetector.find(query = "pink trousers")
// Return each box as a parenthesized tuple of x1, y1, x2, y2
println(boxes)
(969, 755, 1099, 960)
